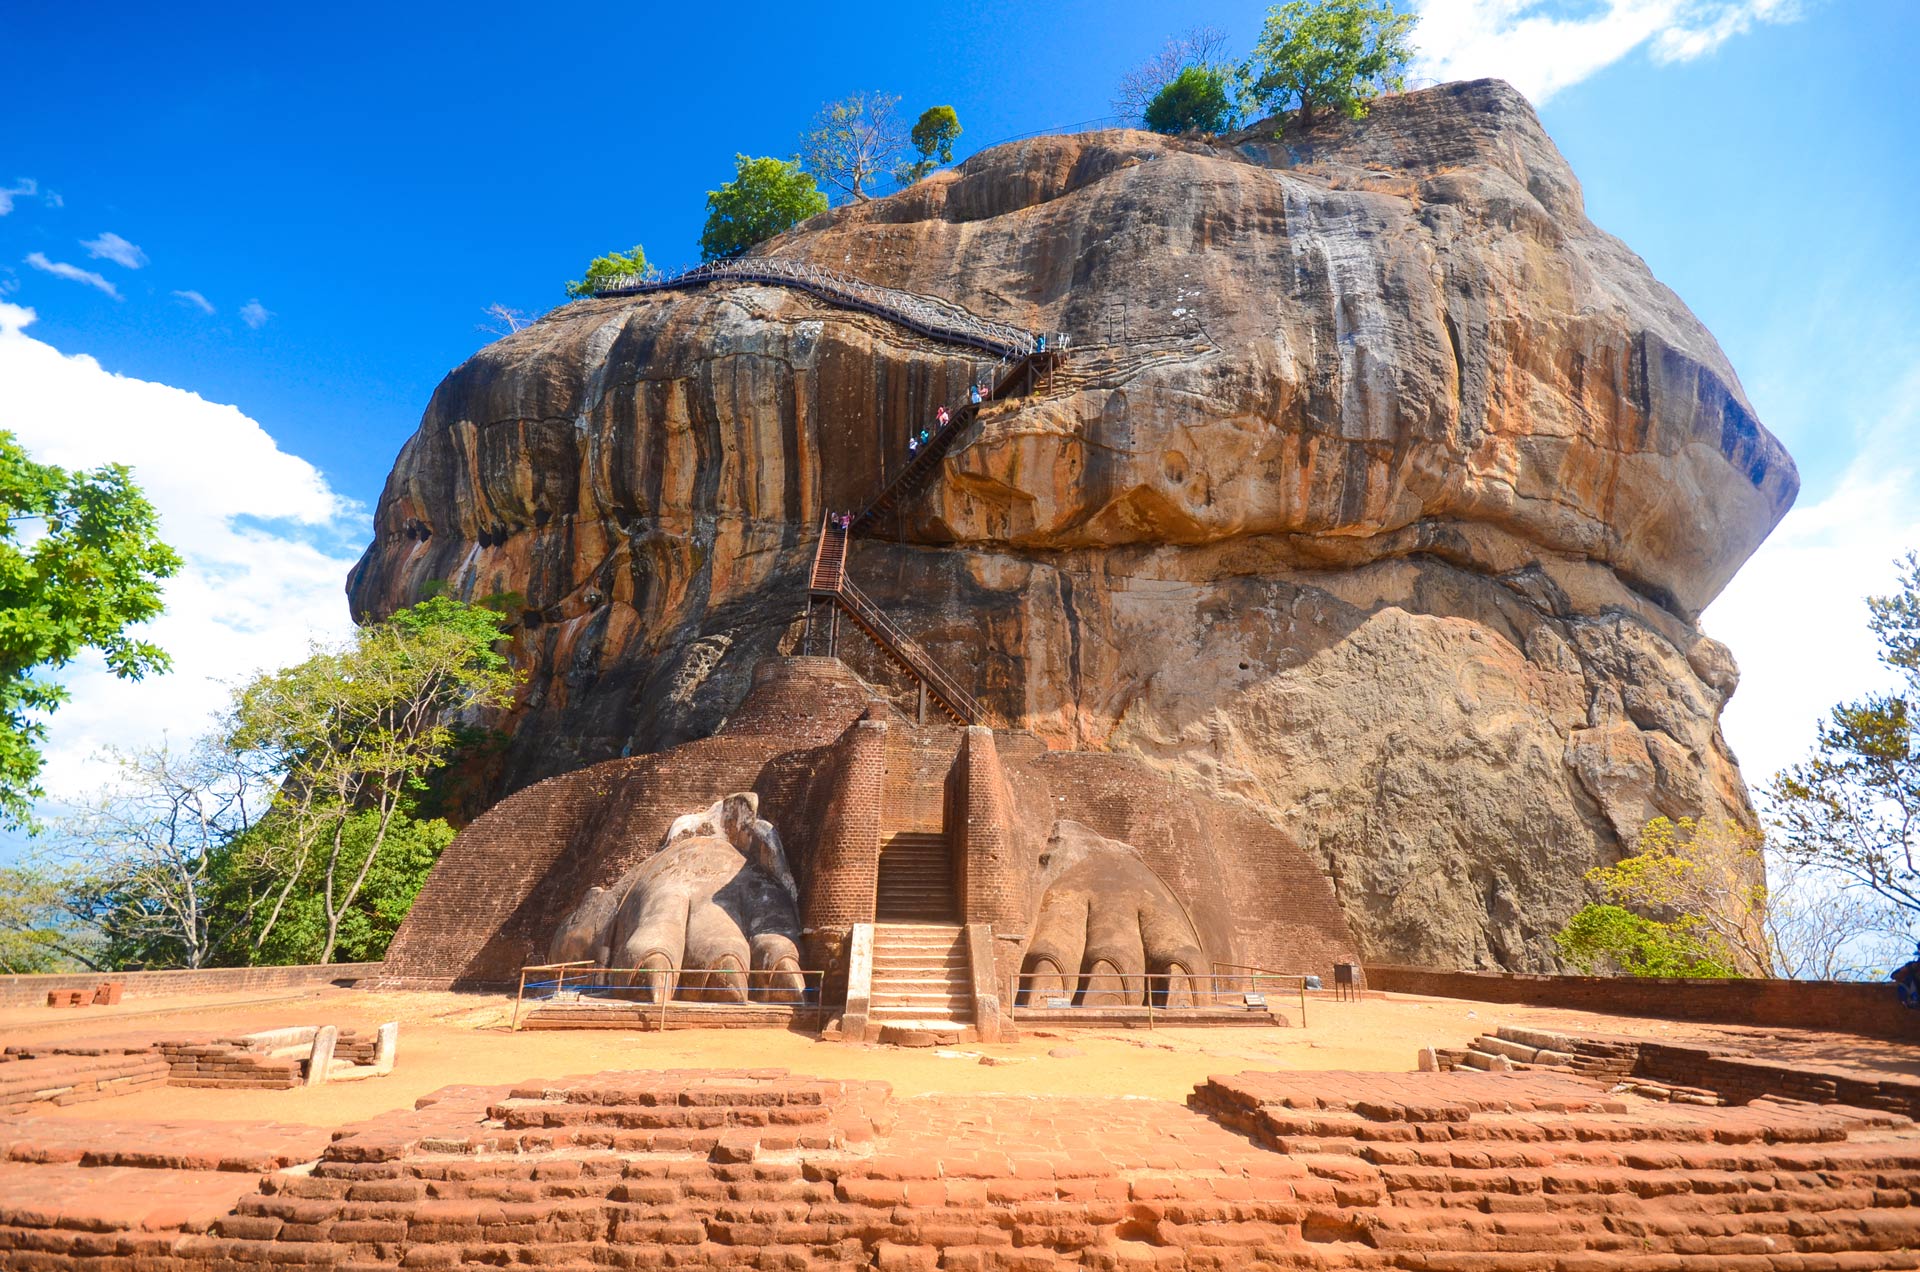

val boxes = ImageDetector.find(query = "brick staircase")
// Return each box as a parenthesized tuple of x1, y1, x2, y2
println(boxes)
(874, 831, 955, 921)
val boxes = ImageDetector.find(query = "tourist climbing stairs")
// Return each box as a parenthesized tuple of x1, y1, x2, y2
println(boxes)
(851, 349, 1060, 533)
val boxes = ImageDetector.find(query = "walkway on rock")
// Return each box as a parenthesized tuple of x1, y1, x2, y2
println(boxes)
(596, 257, 1063, 727)
(592, 256, 1038, 359)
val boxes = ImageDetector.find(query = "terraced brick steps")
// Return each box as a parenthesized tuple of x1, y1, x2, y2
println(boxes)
(6, 1066, 1920, 1268)
(868, 921, 974, 1032)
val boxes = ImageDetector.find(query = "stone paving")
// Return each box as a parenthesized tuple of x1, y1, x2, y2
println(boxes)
(3, 1065, 1918, 1269)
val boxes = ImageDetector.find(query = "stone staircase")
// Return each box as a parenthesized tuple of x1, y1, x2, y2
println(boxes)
(867, 922, 973, 1036)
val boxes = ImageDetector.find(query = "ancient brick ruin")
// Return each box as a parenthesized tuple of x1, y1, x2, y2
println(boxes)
(383, 656, 1361, 1040)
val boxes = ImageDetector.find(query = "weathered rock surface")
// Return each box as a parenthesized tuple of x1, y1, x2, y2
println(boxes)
(349, 80, 1796, 969)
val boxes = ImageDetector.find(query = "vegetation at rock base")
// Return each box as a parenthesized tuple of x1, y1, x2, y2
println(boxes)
(1555, 903, 1741, 978)
(1771, 552, 1920, 934)
(0, 596, 514, 969)
(699, 155, 829, 262)
(801, 91, 906, 203)
(897, 105, 962, 184)
(0, 431, 180, 830)
(1239, 0, 1416, 130)
(1554, 817, 1764, 978)
(1146, 66, 1239, 135)
(225, 594, 516, 964)
(564, 245, 651, 298)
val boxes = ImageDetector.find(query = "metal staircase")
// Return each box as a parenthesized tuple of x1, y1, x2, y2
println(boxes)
(597, 255, 1064, 730)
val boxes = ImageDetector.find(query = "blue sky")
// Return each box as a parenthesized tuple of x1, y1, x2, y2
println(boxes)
(1, 0, 1916, 812)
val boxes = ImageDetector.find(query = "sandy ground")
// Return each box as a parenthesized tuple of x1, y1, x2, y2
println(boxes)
(6, 984, 1915, 1131)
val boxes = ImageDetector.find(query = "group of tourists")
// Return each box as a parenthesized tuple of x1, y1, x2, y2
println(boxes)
(906, 379, 995, 458)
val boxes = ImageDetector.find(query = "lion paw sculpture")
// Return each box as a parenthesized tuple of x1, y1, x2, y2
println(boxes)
(548, 793, 804, 1003)
(1018, 821, 1209, 1008)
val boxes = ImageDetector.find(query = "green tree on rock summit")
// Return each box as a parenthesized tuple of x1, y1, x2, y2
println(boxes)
(565, 245, 652, 298)
(699, 155, 829, 262)
(1240, 0, 1416, 131)
(1146, 66, 1239, 135)
(0, 431, 180, 828)
(897, 106, 962, 184)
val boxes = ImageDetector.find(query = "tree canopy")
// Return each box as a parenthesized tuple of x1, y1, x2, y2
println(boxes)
(1145, 66, 1239, 134)
(898, 106, 962, 184)
(1772, 553, 1920, 927)
(0, 431, 180, 828)
(1115, 26, 1235, 124)
(1239, 0, 1416, 130)
(224, 594, 517, 962)
(699, 155, 829, 262)
(564, 245, 651, 298)
(1552, 817, 1764, 977)
(800, 92, 906, 203)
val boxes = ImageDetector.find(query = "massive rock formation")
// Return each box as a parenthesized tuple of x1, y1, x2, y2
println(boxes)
(350, 80, 1796, 970)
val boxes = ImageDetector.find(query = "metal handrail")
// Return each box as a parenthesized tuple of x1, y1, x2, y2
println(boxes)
(593, 256, 1043, 360)
(512, 964, 827, 1031)
(1008, 969, 1309, 1028)
(835, 576, 983, 724)
(809, 511, 848, 592)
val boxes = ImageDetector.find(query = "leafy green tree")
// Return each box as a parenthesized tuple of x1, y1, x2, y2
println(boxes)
(1114, 26, 1234, 123)
(800, 91, 906, 202)
(699, 155, 830, 262)
(564, 245, 652, 299)
(0, 432, 180, 827)
(228, 595, 517, 963)
(244, 811, 453, 965)
(1554, 904, 1740, 978)
(1772, 553, 1920, 926)
(897, 106, 962, 184)
(1552, 815, 1771, 977)
(1239, 0, 1416, 130)
(1145, 66, 1239, 134)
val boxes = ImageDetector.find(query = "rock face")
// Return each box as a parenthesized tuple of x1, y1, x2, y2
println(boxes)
(349, 80, 1796, 970)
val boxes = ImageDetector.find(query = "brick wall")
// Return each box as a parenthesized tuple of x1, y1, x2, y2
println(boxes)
(951, 727, 1028, 992)
(0, 963, 381, 1008)
(1367, 965, 1920, 1044)
(803, 715, 887, 945)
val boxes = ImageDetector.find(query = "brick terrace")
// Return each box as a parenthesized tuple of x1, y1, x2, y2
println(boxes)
(3, 1061, 1919, 1269)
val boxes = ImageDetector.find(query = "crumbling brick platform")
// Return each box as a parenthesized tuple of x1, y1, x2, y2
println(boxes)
(3, 1064, 1919, 1268)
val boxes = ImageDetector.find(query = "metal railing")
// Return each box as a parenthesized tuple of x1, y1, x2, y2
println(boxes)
(1009, 968, 1309, 1028)
(835, 575, 984, 724)
(592, 256, 1046, 360)
(512, 961, 826, 1031)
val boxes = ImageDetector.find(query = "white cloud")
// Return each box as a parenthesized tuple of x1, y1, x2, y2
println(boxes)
(24, 252, 120, 300)
(80, 231, 148, 270)
(1703, 356, 1920, 791)
(1409, 0, 1801, 103)
(239, 299, 271, 329)
(0, 302, 363, 807)
(0, 179, 39, 216)
(172, 289, 215, 315)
